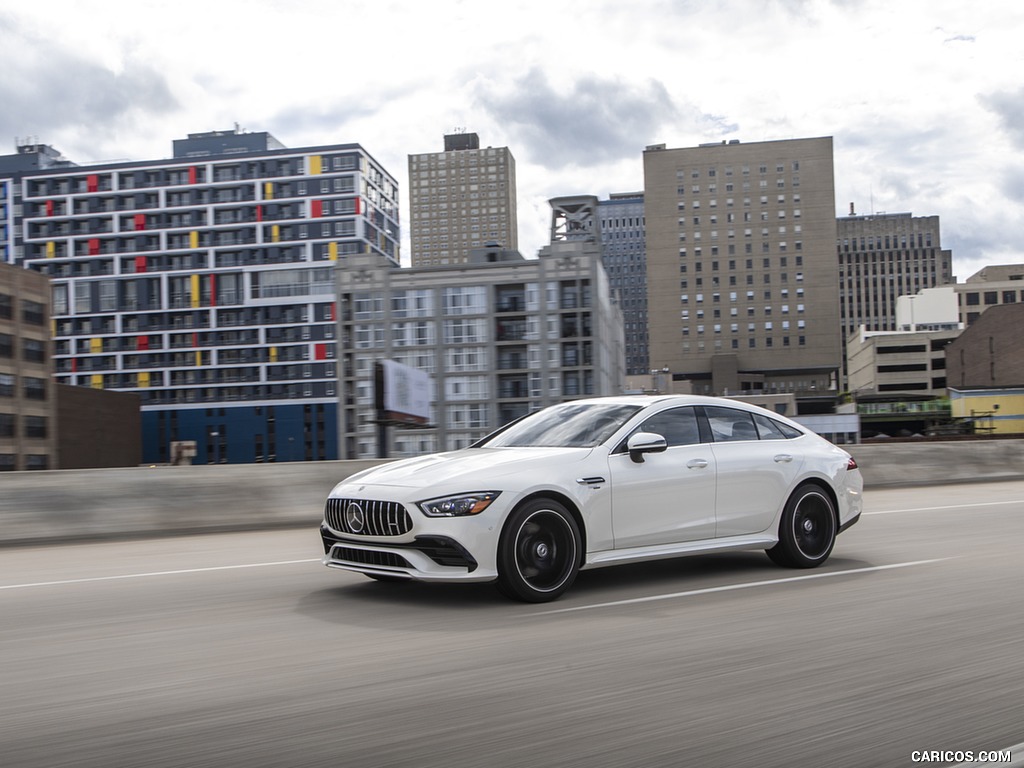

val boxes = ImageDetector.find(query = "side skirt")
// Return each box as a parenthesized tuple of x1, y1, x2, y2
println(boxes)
(582, 534, 778, 571)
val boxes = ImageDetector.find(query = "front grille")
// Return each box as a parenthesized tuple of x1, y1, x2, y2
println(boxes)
(324, 497, 412, 536)
(331, 546, 411, 569)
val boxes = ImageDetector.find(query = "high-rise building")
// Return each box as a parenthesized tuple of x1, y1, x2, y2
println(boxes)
(643, 137, 841, 398)
(11, 129, 400, 464)
(408, 132, 518, 265)
(336, 238, 625, 458)
(836, 210, 954, 388)
(597, 193, 648, 376)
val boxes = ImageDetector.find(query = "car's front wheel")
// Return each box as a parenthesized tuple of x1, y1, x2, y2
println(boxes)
(767, 484, 837, 568)
(497, 498, 581, 603)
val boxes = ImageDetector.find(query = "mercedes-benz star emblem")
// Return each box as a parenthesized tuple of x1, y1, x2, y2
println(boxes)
(345, 502, 366, 534)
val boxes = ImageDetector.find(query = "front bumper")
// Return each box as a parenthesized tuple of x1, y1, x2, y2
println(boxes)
(320, 525, 498, 583)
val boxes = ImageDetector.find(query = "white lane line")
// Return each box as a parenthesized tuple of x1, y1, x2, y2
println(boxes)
(0, 559, 321, 591)
(532, 558, 951, 615)
(865, 499, 1024, 516)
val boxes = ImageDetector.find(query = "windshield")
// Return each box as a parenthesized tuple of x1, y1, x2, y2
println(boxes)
(479, 403, 643, 448)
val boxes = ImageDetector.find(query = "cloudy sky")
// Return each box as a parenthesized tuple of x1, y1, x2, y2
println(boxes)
(2, 0, 1022, 279)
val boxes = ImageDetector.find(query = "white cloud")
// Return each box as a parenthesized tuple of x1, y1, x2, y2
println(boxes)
(2, 0, 1024, 276)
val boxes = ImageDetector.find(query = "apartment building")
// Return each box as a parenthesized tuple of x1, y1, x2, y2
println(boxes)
(408, 132, 518, 265)
(336, 240, 625, 458)
(643, 137, 841, 397)
(11, 129, 400, 464)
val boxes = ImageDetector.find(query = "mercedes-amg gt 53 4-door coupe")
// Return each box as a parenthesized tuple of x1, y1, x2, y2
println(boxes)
(320, 395, 863, 602)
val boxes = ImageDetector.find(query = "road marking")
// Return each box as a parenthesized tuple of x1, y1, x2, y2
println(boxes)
(532, 558, 951, 615)
(865, 499, 1024, 516)
(0, 559, 321, 591)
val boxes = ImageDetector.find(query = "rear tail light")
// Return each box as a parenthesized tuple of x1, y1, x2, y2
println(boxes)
(847, 457, 858, 471)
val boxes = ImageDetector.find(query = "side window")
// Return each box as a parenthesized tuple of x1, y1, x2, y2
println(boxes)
(637, 407, 701, 447)
(752, 413, 788, 440)
(704, 406, 758, 442)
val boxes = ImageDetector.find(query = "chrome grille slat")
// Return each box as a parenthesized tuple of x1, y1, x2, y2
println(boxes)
(324, 497, 412, 536)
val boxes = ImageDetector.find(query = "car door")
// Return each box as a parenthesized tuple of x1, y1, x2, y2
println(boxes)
(704, 406, 805, 537)
(608, 405, 718, 548)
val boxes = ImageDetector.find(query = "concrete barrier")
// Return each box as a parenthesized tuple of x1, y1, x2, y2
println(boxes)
(1, 440, 1022, 546)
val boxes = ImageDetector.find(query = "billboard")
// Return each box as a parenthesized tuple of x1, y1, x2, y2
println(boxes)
(375, 360, 431, 425)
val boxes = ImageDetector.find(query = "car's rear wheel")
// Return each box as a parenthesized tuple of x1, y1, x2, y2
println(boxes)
(767, 484, 836, 568)
(497, 499, 581, 603)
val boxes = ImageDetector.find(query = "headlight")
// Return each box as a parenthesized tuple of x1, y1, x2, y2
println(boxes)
(417, 491, 501, 517)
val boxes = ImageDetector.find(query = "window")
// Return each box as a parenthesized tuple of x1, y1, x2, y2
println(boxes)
(628, 406, 701, 448)
(24, 377, 47, 400)
(705, 407, 758, 442)
(22, 300, 44, 325)
(24, 415, 47, 438)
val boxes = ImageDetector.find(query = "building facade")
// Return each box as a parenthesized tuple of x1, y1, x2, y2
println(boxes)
(836, 211, 954, 388)
(946, 303, 1024, 435)
(955, 265, 1024, 327)
(408, 133, 518, 265)
(0, 260, 57, 470)
(12, 129, 400, 464)
(597, 193, 649, 376)
(643, 137, 841, 397)
(336, 242, 625, 458)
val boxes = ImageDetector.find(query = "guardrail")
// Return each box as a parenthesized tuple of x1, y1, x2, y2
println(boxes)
(1, 440, 1022, 546)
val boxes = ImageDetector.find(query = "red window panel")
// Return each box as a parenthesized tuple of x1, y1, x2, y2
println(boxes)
(88, 238, 100, 256)
(135, 256, 147, 273)
(46, 200, 54, 216)
(137, 336, 149, 351)
(330, 302, 336, 321)
(311, 200, 323, 218)
(256, 205, 263, 222)
(188, 166, 197, 184)
(354, 197, 361, 215)
(192, 332, 199, 348)
(134, 214, 146, 231)
(71, 358, 78, 373)
(315, 343, 328, 360)
(87, 174, 98, 193)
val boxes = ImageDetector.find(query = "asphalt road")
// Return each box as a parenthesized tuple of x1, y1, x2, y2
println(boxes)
(3, 481, 1024, 768)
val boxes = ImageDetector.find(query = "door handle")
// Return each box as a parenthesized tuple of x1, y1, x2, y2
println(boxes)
(774, 454, 794, 463)
(687, 458, 709, 469)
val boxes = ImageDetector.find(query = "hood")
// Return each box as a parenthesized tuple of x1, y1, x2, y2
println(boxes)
(334, 446, 593, 493)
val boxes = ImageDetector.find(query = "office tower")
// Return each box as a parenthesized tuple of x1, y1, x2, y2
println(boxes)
(408, 132, 518, 265)
(836, 210, 954, 387)
(643, 137, 841, 398)
(0, 261, 56, 470)
(336, 238, 625, 458)
(597, 193, 648, 376)
(13, 129, 400, 464)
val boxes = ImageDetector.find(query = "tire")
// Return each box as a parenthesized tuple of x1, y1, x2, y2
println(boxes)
(767, 484, 837, 568)
(496, 498, 581, 603)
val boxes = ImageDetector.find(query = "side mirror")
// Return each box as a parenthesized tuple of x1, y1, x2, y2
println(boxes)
(627, 432, 667, 463)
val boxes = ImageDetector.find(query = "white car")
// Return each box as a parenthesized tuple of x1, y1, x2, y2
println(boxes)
(320, 395, 863, 602)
